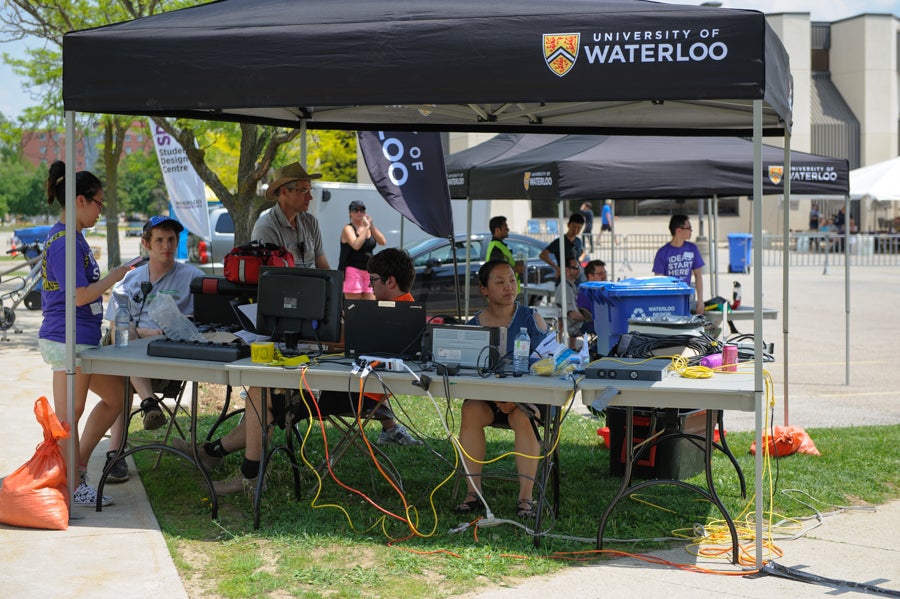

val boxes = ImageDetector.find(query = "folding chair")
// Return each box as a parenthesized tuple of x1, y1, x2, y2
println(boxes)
(307, 389, 406, 493)
(454, 403, 562, 522)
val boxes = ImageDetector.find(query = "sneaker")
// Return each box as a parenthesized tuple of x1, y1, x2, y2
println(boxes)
(104, 450, 130, 483)
(74, 472, 113, 507)
(377, 424, 423, 446)
(212, 472, 266, 496)
(171, 437, 223, 471)
(141, 397, 167, 431)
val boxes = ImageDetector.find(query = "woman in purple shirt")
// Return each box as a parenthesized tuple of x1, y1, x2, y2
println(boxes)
(39, 161, 131, 508)
(652, 214, 705, 315)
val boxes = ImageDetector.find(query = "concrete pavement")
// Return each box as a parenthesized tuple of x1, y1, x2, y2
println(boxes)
(1, 249, 898, 598)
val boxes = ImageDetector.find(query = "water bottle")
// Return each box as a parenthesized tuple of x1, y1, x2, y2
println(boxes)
(513, 327, 531, 374)
(732, 281, 742, 310)
(114, 301, 130, 347)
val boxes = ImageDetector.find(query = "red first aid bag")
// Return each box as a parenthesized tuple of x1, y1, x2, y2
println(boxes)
(223, 241, 294, 284)
(0, 397, 70, 530)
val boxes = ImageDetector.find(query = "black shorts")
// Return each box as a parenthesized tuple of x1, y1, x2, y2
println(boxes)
(601, 223, 612, 232)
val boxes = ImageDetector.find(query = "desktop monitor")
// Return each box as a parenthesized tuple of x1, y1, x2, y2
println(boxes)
(256, 267, 344, 344)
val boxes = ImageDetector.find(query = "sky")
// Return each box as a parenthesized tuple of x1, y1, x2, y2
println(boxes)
(1, 0, 900, 121)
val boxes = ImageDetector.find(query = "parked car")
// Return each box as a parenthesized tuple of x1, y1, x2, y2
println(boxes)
(187, 206, 235, 274)
(124, 220, 144, 236)
(403, 233, 556, 314)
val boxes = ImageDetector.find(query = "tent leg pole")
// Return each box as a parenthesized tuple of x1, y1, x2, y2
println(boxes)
(783, 137, 791, 426)
(845, 193, 850, 386)
(752, 100, 764, 570)
(65, 111, 78, 517)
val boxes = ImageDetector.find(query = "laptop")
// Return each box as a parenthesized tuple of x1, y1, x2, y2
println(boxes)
(343, 300, 427, 361)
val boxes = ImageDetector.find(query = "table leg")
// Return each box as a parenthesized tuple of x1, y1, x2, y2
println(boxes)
(596, 408, 740, 564)
(252, 386, 269, 530)
(97, 378, 218, 520)
(531, 405, 562, 548)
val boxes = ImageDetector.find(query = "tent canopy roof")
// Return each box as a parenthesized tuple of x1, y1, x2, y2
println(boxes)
(850, 156, 900, 201)
(447, 134, 847, 200)
(63, 0, 791, 135)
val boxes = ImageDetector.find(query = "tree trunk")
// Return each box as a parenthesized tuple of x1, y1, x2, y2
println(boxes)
(101, 118, 127, 269)
(152, 118, 301, 247)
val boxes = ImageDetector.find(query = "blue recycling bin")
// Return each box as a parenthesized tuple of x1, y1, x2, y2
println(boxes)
(728, 233, 752, 273)
(579, 277, 693, 353)
(13, 226, 53, 259)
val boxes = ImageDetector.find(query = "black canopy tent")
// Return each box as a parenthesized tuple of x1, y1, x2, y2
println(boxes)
(62, 0, 795, 564)
(446, 133, 850, 423)
(459, 134, 847, 200)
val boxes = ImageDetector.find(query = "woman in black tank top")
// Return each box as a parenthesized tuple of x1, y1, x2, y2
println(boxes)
(339, 200, 386, 299)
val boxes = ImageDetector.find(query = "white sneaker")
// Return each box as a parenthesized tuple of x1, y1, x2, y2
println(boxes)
(73, 472, 113, 507)
(377, 424, 423, 446)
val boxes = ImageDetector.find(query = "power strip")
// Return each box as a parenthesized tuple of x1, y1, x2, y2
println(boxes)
(358, 355, 405, 371)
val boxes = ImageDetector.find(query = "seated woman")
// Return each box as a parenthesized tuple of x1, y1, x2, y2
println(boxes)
(454, 260, 548, 519)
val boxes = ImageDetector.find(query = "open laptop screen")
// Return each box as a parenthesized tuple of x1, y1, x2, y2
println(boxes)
(343, 299, 427, 361)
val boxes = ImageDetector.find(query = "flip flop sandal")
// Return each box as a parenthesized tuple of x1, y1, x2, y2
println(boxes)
(453, 494, 485, 514)
(517, 498, 537, 519)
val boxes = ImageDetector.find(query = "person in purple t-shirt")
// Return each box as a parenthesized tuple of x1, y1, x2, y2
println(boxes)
(652, 214, 705, 315)
(38, 161, 131, 508)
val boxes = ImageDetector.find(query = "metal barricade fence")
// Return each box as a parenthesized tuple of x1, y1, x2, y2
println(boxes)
(525, 231, 900, 270)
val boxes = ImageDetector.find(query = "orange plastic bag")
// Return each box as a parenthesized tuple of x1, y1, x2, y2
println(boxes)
(750, 425, 821, 458)
(0, 397, 71, 530)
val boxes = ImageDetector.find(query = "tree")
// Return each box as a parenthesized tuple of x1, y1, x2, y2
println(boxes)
(0, 148, 48, 221)
(3, 2, 358, 249)
(0, 0, 197, 267)
(118, 148, 165, 216)
(152, 119, 302, 245)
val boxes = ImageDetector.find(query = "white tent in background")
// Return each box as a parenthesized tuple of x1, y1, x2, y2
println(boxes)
(850, 156, 900, 201)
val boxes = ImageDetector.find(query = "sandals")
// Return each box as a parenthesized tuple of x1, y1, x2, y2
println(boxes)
(453, 493, 485, 515)
(517, 498, 537, 519)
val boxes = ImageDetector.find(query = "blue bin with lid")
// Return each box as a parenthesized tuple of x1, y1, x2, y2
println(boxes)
(727, 233, 752, 273)
(578, 277, 693, 353)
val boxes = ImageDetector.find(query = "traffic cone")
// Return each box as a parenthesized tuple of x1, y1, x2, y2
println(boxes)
(9, 239, 17, 257)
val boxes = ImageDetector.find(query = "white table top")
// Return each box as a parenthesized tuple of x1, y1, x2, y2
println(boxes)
(79, 337, 231, 385)
(227, 358, 578, 407)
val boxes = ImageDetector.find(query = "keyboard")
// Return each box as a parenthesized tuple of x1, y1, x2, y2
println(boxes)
(147, 338, 250, 362)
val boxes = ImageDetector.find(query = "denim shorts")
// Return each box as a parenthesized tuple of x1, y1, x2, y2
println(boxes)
(38, 339, 98, 371)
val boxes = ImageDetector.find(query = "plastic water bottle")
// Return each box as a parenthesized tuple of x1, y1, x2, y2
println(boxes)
(114, 301, 130, 347)
(513, 327, 530, 374)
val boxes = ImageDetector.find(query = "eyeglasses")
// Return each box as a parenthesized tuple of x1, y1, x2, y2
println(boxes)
(566, 264, 580, 270)
(351, 207, 366, 213)
(368, 275, 382, 287)
(91, 198, 105, 212)
(287, 184, 314, 195)
(679, 226, 693, 231)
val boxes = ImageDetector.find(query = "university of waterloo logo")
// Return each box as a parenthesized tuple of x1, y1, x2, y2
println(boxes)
(768, 166, 784, 185)
(543, 33, 580, 77)
(524, 172, 531, 191)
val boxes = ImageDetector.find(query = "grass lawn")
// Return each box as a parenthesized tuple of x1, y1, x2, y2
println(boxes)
(130, 384, 900, 598)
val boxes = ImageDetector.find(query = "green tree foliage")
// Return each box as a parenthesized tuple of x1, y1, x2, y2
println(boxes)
(0, 0, 197, 266)
(3, 2, 358, 248)
(118, 149, 165, 217)
(0, 149, 50, 221)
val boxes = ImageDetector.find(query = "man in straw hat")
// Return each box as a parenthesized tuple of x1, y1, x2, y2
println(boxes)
(252, 162, 331, 269)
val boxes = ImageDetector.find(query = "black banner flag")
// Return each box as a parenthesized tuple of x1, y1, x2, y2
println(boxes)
(357, 131, 454, 239)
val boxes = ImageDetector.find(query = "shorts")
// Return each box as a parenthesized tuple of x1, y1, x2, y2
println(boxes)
(38, 339, 97, 371)
(342, 266, 371, 294)
(600, 223, 612, 232)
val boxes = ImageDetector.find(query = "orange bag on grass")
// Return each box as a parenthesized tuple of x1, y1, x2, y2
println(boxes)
(0, 397, 70, 530)
(750, 425, 821, 458)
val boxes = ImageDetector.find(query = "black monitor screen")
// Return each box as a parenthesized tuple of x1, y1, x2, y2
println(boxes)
(256, 267, 343, 343)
